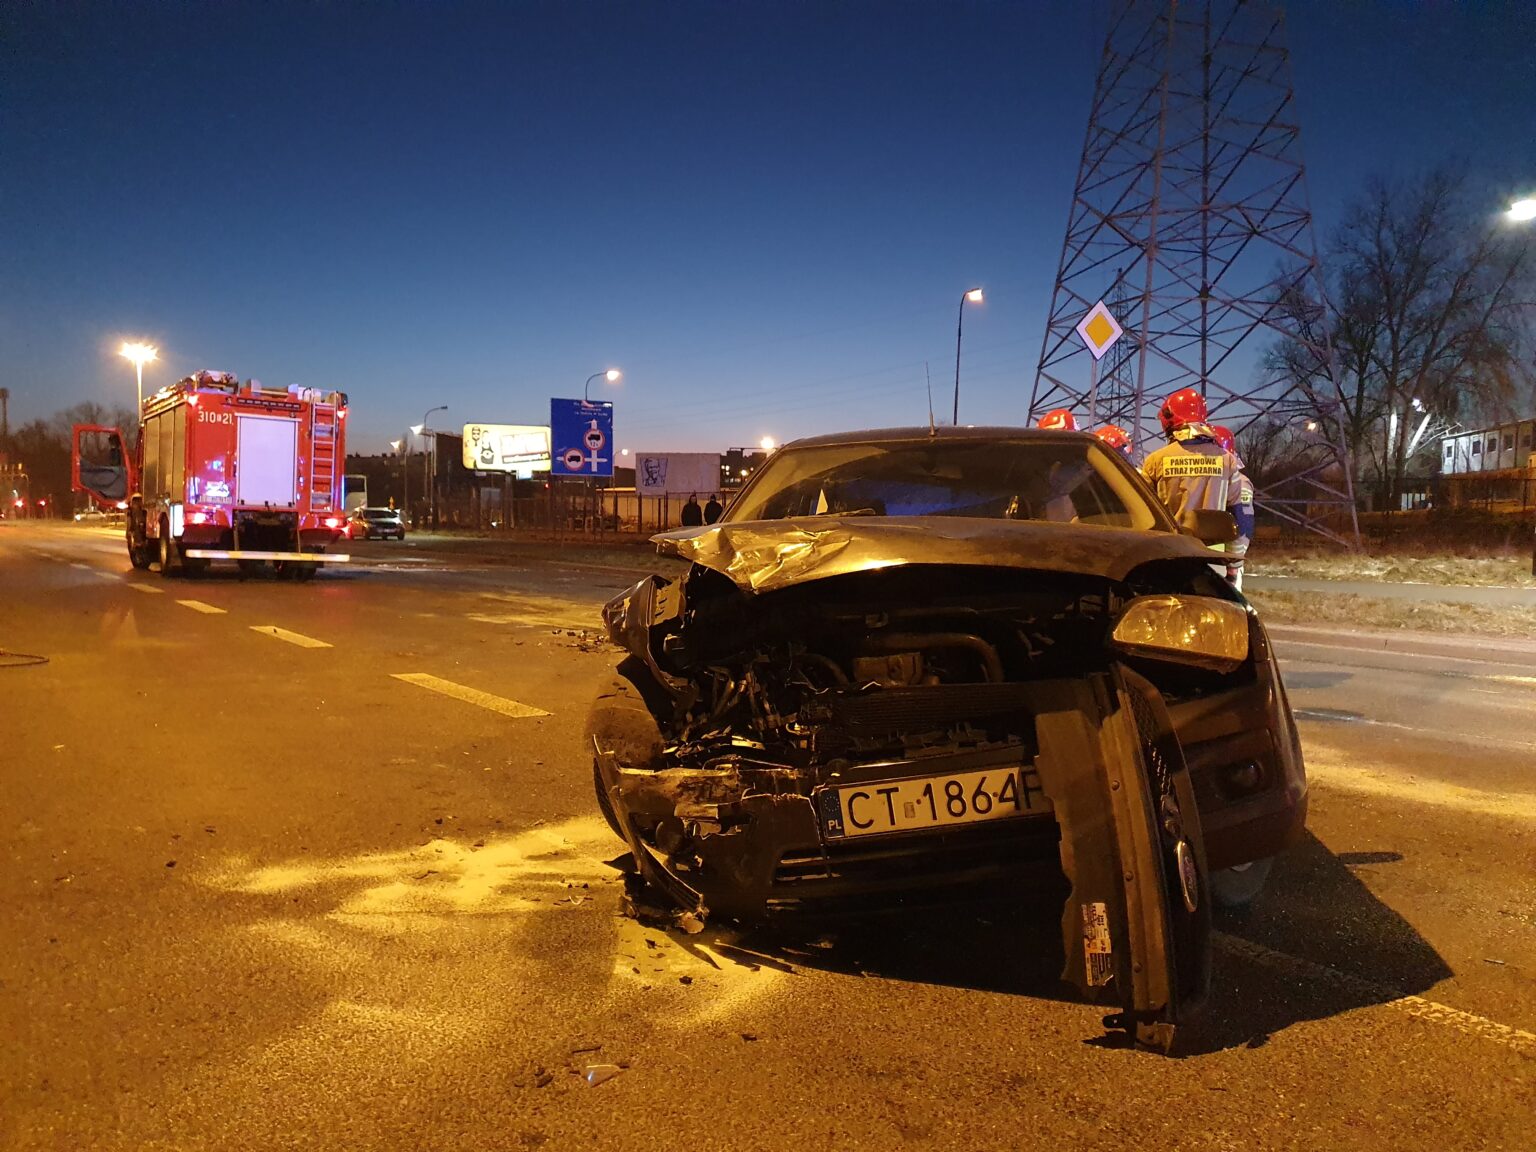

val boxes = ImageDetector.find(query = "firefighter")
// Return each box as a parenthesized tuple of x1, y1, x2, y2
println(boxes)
(1210, 424, 1255, 592)
(1141, 388, 1245, 587)
(1037, 409, 1078, 431)
(1092, 424, 1134, 460)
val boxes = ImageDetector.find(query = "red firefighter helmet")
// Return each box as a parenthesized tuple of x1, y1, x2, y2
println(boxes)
(1209, 424, 1236, 453)
(1158, 387, 1208, 435)
(1037, 408, 1078, 431)
(1093, 424, 1133, 457)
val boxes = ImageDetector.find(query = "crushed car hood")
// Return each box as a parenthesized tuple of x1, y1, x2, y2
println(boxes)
(653, 516, 1219, 594)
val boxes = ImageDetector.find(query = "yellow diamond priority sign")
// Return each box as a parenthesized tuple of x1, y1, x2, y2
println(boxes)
(1075, 299, 1123, 361)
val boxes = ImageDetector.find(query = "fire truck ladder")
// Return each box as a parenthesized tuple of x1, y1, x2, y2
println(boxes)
(309, 404, 338, 511)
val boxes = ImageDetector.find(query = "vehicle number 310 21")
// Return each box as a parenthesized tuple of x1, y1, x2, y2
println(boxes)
(825, 766, 1050, 839)
(196, 410, 234, 425)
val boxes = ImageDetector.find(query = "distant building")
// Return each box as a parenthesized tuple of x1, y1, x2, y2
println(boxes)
(721, 447, 768, 490)
(1441, 417, 1536, 475)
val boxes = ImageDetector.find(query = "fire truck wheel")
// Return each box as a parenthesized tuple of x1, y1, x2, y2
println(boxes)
(293, 562, 318, 582)
(183, 557, 211, 577)
(127, 531, 152, 570)
(157, 522, 178, 576)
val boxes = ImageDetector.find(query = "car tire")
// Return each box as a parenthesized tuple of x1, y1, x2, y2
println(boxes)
(1209, 857, 1274, 909)
(586, 658, 669, 842)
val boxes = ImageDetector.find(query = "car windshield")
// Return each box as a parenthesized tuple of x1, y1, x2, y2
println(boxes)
(726, 437, 1164, 531)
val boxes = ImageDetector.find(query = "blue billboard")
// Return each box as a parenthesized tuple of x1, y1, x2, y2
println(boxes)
(550, 398, 615, 478)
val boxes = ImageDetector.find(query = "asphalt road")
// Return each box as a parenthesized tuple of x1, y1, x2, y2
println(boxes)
(2, 521, 1533, 1151)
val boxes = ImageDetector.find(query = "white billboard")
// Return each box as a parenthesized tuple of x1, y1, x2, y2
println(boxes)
(463, 424, 551, 473)
(634, 452, 723, 496)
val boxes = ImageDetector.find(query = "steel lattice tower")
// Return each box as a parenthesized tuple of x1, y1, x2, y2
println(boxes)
(1031, 0, 1359, 545)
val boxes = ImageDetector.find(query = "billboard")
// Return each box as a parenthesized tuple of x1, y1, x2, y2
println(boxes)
(634, 452, 723, 496)
(462, 424, 551, 473)
(550, 398, 614, 478)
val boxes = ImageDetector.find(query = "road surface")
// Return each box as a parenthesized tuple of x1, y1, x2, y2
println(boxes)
(2, 521, 1532, 1151)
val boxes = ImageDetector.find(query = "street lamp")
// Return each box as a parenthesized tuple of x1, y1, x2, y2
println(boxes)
(417, 406, 447, 528)
(119, 342, 158, 412)
(953, 289, 984, 425)
(1507, 198, 1536, 223)
(584, 368, 622, 403)
(759, 436, 777, 453)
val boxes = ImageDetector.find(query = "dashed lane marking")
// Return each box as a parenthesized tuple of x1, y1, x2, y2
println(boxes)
(1216, 933, 1536, 1060)
(250, 625, 332, 649)
(390, 672, 549, 718)
(177, 599, 227, 615)
(127, 584, 164, 594)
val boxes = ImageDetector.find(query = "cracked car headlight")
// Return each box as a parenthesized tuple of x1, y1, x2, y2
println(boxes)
(1111, 594, 1249, 672)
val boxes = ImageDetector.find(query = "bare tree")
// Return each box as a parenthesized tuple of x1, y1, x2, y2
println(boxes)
(1269, 166, 1534, 507)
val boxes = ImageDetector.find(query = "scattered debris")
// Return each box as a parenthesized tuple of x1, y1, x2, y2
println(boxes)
(165, 861, 176, 869)
(413, 870, 439, 880)
(740, 1033, 758, 1042)
(534, 1069, 554, 1089)
(1485, 958, 1507, 966)
(678, 975, 693, 986)
(583, 1064, 624, 1086)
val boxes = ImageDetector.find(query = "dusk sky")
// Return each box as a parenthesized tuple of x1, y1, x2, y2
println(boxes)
(4, 1, 1533, 453)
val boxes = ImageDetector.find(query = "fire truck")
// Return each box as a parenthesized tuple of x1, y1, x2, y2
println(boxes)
(73, 370, 351, 580)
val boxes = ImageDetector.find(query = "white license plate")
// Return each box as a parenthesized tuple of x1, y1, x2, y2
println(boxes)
(824, 765, 1051, 839)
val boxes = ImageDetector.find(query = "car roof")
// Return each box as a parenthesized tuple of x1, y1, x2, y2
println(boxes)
(782, 425, 1097, 449)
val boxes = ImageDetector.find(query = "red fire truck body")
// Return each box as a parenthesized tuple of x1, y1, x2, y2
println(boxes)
(73, 371, 351, 577)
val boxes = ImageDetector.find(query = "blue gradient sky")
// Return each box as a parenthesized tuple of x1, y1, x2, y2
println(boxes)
(4, 1, 1533, 452)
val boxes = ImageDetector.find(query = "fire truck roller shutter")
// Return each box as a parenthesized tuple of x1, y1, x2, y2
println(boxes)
(235, 416, 300, 508)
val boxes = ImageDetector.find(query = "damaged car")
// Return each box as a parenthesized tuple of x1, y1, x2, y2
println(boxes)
(587, 426, 1306, 1049)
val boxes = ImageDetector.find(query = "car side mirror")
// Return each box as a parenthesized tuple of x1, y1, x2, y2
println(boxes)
(1182, 508, 1238, 546)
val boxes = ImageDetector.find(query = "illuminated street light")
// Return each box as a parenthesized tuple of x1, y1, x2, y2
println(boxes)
(953, 289, 984, 425)
(119, 342, 158, 412)
(1507, 198, 1536, 223)
(419, 405, 447, 527)
(584, 368, 622, 403)
(389, 439, 402, 452)
(759, 436, 777, 453)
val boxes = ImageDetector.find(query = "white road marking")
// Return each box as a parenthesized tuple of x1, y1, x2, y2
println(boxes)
(1216, 933, 1536, 1060)
(177, 599, 227, 615)
(127, 584, 164, 594)
(250, 625, 332, 649)
(390, 672, 549, 718)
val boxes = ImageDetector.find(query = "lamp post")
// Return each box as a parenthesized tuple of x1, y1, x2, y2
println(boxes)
(584, 368, 622, 403)
(952, 289, 983, 425)
(119, 342, 158, 413)
(389, 440, 403, 512)
(413, 406, 447, 528)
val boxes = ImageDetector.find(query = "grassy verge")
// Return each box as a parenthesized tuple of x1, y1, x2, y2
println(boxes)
(1248, 550, 1535, 588)
(1246, 588, 1536, 639)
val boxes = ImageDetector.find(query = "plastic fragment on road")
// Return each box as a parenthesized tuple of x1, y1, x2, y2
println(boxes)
(583, 1064, 624, 1086)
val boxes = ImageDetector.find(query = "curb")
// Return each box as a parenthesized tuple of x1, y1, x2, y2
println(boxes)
(1267, 623, 1536, 670)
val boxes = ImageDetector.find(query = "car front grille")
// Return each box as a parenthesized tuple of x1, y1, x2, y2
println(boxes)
(830, 683, 1036, 735)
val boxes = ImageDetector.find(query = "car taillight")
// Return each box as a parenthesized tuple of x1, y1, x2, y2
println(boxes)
(115, 501, 129, 510)
(324, 516, 343, 529)
(189, 511, 209, 525)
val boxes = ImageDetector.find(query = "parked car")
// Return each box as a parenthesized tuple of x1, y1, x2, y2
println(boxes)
(348, 506, 405, 540)
(73, 507, 109, 523)
(587, 426, 1307, 1048)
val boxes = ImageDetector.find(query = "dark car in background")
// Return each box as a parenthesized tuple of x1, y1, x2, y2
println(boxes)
(348, 506, 406, 540)
(587, 427, 1307, 1047)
